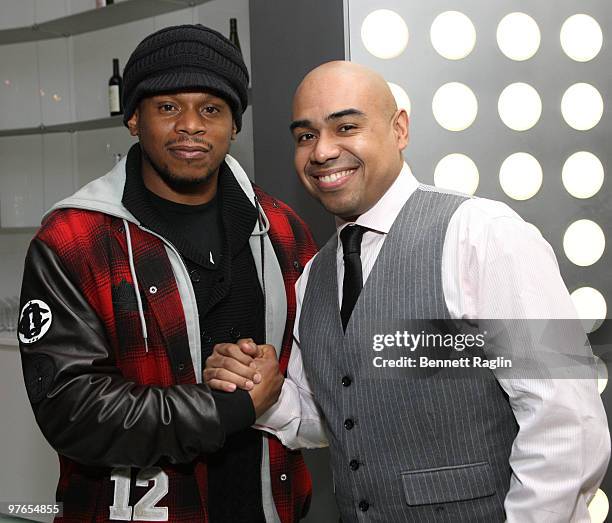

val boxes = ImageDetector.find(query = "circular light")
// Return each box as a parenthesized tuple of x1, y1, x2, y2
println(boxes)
(562, 152, 605, 199)
(387, 82, 412, 117)
(563, 220, 606, 267)
(499, 153, 543, 200)
(434, 154, 479, 195)
(361, 10, 409, 59)
(571, 287, 607, 334)
(497, 13, 541, 61)
(595, 356, 608, 394)
(430, 11, 476, 60)
(589, 489, 609, 523)
(432, 82, 478, 131)
(561, 14, 603, 62)
(561, 83, 604, 131)
(498, 83, 542, 131)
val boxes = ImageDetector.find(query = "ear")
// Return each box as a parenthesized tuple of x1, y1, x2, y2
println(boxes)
(393, 108, 409, 151)
(230, 123, 238, 141)
(126, 109, 139, 137)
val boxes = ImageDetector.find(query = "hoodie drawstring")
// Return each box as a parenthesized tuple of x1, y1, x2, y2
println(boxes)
(254, 195, 267, 340)
(123, 219, 149, 352)
(251, 195, 270, 236)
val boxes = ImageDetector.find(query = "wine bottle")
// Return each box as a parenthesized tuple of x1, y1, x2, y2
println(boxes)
(108, 58, 122, 116)
(229, 18, 241, 54)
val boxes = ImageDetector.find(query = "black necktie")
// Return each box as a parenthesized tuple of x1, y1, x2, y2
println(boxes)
(340, 225, 367, 331)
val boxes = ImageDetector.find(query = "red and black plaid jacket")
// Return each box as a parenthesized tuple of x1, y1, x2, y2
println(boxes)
(19, 161, 317, 522)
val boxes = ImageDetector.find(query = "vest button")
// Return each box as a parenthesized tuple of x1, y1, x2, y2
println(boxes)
(341, 376, 352, 387)
(280, 473, 287, 482)
(358, 500, 369, 512)
(229, 327, 241, 340)
(349, 459, 360, 471)
(190, 269, 201, 283)
(178, 363, 185, 371)
(344, 418, 355, 430)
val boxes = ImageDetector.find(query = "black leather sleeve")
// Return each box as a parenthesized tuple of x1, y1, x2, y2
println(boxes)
(19, 237, 230, 468)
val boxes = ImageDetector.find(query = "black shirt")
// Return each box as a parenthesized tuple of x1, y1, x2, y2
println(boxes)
(146, 188, 222, 269)
(122, 144, 267, 523)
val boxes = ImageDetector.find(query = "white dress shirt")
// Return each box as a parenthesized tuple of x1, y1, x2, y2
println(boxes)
(255, 163, 610, 522)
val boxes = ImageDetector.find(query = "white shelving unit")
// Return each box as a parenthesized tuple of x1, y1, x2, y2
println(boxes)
(0, 0, 212, 44)
(0, 0, 254, 230)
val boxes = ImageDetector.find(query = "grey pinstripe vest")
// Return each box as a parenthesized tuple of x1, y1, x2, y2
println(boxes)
(299, 186, 518, 522)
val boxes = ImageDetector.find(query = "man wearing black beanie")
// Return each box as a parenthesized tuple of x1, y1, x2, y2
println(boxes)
(19, 24, 315, 522)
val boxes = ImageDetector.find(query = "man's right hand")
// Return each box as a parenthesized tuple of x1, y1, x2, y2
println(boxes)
(248, 344, 284, 417)
(204, 338, 262, 392)
(204, 339, 284, 417)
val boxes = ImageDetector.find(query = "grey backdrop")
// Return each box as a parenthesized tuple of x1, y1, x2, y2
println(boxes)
(250, 2, 345, 520)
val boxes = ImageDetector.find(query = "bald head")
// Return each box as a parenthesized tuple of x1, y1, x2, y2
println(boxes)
(290, 60, 409, 221)
(294, 61, 398, 120)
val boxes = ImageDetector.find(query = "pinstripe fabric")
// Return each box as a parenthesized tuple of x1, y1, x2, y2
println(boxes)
(299, 186, 517, 522)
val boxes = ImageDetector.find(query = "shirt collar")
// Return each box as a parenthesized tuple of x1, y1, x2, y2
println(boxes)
(335, 162, 419, 234)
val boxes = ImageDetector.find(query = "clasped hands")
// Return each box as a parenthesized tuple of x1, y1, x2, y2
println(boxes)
(204, 338, 284, 417)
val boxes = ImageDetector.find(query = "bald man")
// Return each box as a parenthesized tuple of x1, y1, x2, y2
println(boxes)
(205, 61, 609, 522)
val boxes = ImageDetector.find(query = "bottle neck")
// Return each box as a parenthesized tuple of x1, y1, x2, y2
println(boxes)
(113, 59, 120, 77)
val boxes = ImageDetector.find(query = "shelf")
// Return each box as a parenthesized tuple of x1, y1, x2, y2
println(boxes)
(0, 335, 18, 347)
(0, 0, 213, 45)
(0, 115, 124, 137)
(0, 88, 251, 137)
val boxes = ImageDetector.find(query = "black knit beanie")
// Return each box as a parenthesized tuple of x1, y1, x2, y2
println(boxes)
(122, 24, 249, 131)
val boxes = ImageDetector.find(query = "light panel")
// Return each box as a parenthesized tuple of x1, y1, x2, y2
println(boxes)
(595, 356, 608, 394)
(361, 10, 409, 59)
(432, 82, 478, 131)
(498, 83, 542, 131)
(387, 82, 412, 117)
(563, 220, 606, 267)
(571, 287, 607, 334)
(434, 153, 479, 195)
(499, 153, 543, 200)
(562, 152, 604, 199)
(430, 11, 476, 60)
(589, 489, 609, 523)
(561, 83, 604, 131)
(561, 14, 603, 62)
(497, 13, 541, 61)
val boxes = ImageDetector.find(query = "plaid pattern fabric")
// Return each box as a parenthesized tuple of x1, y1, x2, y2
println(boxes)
(36, 185, 317, 522)
(254, 187, 318, 522)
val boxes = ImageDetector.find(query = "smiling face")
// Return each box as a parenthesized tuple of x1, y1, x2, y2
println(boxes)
(127, 91, 236, 204)
(291, 62, 409, 220)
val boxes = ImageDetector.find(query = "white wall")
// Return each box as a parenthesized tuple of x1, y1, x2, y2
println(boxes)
(0, 0, 253, 299)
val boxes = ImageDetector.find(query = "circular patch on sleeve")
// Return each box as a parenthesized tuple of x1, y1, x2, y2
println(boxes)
(18, 299, 53, 344)
(23, 353, 56, 404)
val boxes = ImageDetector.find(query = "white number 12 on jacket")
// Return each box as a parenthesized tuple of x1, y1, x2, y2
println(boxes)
(109, 467, 169, 521)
